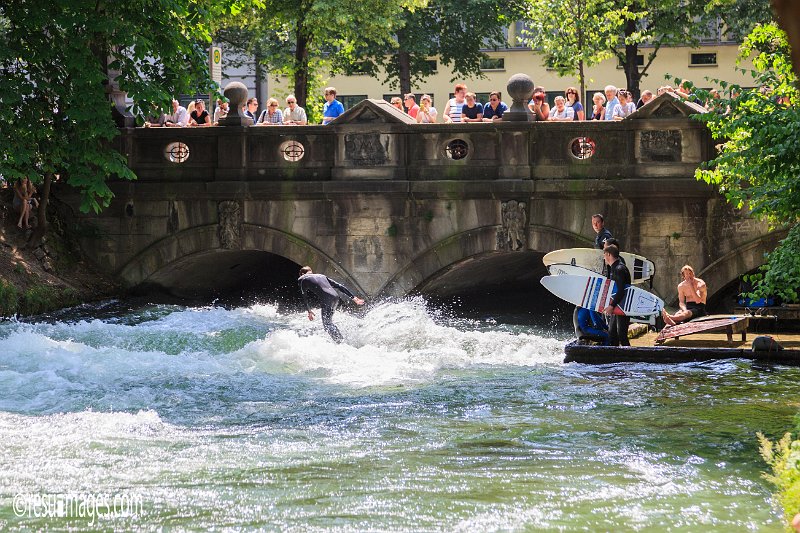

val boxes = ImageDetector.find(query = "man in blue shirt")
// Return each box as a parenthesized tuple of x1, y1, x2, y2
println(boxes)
(482, 91, 509, 121)
(322, 87, 345, 125)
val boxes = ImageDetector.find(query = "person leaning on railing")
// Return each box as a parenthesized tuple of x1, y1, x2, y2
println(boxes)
(283, 95, 307, 125)
(416, 94, 437, 123)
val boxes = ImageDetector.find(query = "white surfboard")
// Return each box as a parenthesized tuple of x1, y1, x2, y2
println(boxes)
(547, 263, 597, 277)
(540, 274, 664, 316)
(543, 248, 656, 283)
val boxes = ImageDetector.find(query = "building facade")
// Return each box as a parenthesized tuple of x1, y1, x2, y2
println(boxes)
(219, 26, 754, 118)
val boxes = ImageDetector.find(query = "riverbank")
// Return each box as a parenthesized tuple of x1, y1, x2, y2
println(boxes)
(0, 187, 122, 318)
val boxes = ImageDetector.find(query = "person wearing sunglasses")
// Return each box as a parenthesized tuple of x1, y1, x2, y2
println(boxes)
(283, 95, 307, 125)
(482, 91, 508, 122)
(564, 87, 585, 120)
(258, 97, 283, 125)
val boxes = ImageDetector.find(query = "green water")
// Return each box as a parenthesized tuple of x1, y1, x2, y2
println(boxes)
(0, 299, 793, 531)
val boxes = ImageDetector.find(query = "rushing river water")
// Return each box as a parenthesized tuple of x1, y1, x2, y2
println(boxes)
(0, 297, 796, 531)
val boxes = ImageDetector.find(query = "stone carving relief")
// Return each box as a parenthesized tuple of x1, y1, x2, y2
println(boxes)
(640, 130, 682, 162)
(218, 201, 241, 249)
(651, 103, 683, 117)
(345, 133, 389, 166)
(497, 200, 527, 251)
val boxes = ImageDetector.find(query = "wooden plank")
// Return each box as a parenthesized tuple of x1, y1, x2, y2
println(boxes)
(563, 340, 800, 365)
(656, 316, 750, 344)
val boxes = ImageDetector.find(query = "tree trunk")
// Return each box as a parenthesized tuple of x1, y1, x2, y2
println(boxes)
(623, 20, 642, 100)
(397, 29, 412, 97)
(294, 24, 311, 109)
(578, 59, 585, 104)
(772, 0, 800, 80)
(254, 43, 265, 107)
(398, 50, 412, 98)
(28, 172, 52, 248)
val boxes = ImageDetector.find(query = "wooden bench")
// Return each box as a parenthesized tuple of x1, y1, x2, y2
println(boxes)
(656, 315, 750, 344)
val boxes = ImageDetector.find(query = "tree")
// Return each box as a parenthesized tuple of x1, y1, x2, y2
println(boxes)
(602, 0, 715, 100)
(216, 0, 414, 117)
(607, 0, 774, 100)
(341, 0, 520, 98)
(694, 23, 800, 302)
(521, 0, 624, 100)
(0, 0, 234, 229)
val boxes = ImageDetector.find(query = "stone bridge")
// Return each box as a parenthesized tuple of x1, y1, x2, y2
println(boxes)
(55, 95, 782, 308)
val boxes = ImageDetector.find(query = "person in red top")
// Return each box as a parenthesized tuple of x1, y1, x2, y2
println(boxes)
(404, 94, 419, 119)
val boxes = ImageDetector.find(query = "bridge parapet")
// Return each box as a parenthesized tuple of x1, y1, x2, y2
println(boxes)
(122, 93, 712, 184)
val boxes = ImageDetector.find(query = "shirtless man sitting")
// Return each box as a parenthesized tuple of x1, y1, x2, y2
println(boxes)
(661, 265, 707, 326)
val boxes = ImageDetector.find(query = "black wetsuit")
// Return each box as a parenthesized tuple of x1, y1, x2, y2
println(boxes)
(298, 273, 356, 342)
(607, 258, 632, 347)
(594, 228, 613, 249)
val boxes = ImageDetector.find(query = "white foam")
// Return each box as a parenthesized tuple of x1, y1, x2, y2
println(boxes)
(0, 299, 565, 410)
(235, 298, 565, 387)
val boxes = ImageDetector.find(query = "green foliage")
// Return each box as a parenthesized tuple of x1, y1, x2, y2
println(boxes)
(703, 0, 774, 41)
(521, 0, 623, 98)
(0, 280, 19, 317)
(346, 0, 521, 96)
(0, 0, 240, 213)
(693, 23, 800, 302)
(216, 0, 414, 112)
(0, 279, 80, 318)
(758, 431, 800, 529)
(20, 284, 59, 316)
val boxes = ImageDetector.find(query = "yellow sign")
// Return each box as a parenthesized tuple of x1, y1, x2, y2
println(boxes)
(209, 46, 222, 85)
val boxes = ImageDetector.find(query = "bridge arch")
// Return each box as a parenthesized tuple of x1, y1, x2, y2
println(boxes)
(378, 224, 592, 298)
(118, 224, 364, 297)
(694, 229, 788, 307)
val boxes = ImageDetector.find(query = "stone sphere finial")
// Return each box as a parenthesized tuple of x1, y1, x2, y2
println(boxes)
(506, 73, 535, 121)
(220, 82, 251, 126)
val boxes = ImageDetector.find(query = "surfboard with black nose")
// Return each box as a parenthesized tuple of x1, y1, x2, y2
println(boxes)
(543, 248, 655, 284)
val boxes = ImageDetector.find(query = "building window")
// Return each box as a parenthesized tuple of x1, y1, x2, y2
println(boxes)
(617, 55, 644, 69)
(339, 95, 367, 110)
(424, 60, 437, 73)
(350, 61, 372, 76)
(690, 52, 717, 66)
(480, 57, 505, 71)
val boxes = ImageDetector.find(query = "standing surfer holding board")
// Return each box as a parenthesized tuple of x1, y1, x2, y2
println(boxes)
(601, 245, 632, 346)
(592, 214, 613, 249)
(298, 266, 365, 343)
(661, 265, 707, 326)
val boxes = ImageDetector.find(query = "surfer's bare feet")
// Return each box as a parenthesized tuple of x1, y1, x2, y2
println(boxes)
(661, 309, 676, 326)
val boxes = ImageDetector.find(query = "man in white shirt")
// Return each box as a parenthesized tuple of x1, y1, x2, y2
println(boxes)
(283, 95, 307, 125)
(164, 99, 189, 127)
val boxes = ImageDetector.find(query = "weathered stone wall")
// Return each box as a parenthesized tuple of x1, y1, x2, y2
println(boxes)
(58, 96, 778, 304)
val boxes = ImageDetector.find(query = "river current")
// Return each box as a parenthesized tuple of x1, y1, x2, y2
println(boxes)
(0, 298, 795, 531)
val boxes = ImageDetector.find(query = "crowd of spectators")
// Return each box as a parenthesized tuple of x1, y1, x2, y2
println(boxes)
(147, 78, 721, 128)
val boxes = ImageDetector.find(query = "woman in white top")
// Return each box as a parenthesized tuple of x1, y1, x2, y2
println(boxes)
(548, 96, 575, 121)
(612, 90, 637, 120)
(416, 94, 438, 123)
(443, 83, 467, 123)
